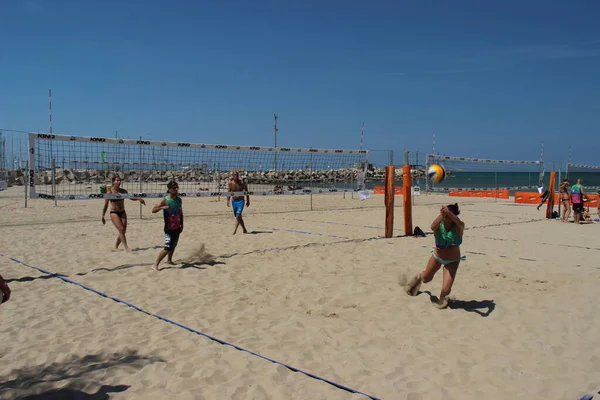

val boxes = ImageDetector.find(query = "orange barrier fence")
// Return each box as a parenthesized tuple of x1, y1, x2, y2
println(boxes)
(448, 190, 509, 199)
(514, 192, 599, 206)
(373, 186, 404, 195)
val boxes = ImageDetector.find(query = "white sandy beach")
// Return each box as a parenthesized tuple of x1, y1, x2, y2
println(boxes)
(1, 186, 599, 399)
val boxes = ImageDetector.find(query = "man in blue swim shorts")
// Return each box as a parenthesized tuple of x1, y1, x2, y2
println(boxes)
(227, 170, 250, 235)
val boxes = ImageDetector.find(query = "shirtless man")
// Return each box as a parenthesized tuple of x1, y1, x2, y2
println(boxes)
(226, 170, 250, 235)
(101, 175, 146, 253)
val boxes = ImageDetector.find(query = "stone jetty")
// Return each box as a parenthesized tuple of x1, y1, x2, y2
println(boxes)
(1, 167, 428, 187)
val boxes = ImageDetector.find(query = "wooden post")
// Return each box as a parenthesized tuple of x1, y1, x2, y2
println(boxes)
(546, 171, 556, 219)
(403, 164, 413, 235)
(385, 166, 395, 238)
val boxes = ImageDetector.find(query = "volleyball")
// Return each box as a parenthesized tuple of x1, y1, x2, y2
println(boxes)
(427, 164, 446, 184)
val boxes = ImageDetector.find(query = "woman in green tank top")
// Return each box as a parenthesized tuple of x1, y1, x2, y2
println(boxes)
(405, 203, 465, 309)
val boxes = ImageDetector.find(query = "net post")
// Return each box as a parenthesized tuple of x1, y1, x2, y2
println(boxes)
(403, 153, 413, 236)
(557, 166, 562, 216)
(52, 158, 57, 207)
(494, 171, 498, 203)
(425, 154, 430, 194)
(28, 133, 37, 199)
(24, 160, 28, 208)
(384, 165, 395, 238)
(310, 152, 313, 211)
(545, 170, 556, 219)
(139, 136, 143, 220)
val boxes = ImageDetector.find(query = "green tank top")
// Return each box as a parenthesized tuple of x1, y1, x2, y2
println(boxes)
(163, 195, 183, 231)
(435, 222, 462, 249)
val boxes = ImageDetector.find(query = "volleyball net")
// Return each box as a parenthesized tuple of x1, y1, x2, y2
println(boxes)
(565, 163, 600, 190)
(28, 133, 370, 200)
(425, 154, 545, 193)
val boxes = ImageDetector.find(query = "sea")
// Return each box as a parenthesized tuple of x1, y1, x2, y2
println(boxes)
(363, 171, 600, 192)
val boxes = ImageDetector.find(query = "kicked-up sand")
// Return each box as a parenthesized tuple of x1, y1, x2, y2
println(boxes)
(1, 186, 599, 399)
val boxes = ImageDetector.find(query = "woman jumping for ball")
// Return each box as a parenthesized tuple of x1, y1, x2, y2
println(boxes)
(101, 175, 146, 253)
(405, 203, 465, 309)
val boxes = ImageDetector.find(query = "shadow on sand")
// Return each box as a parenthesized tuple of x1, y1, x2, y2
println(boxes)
(423, 291, 496, 317)
(0, 350, 164, 399)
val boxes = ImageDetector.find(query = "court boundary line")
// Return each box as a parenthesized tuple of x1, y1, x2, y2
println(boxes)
(1, 253, 381, 400)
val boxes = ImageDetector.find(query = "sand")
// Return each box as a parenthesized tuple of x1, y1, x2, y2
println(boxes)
(1, 186, 599, 399)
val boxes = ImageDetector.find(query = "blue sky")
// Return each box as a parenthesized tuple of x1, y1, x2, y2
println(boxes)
(1, 0, 599, 168)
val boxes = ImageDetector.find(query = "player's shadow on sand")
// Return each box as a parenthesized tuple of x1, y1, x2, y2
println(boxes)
(423, 291, 495, 317)
(161, 259, 226, 271)
(130, 245, 164, 252)
(20, 384, 129, 399)
(6, 274, 65, 283)
(0, 350, 164, 399)
(247, 230, 272, 234)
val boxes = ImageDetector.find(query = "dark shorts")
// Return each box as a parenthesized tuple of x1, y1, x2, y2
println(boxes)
(164, 230, 181, 251)
(110, 210, 126, 218)
(573, 203, 584, 213)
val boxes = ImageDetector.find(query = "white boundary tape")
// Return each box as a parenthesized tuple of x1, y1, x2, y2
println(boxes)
(427, 153, 541, 165)
(29, 133, 368, 154)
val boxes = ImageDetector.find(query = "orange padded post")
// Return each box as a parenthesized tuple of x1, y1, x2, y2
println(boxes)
(403, 164, 412, 236)
(546, 171, 556, 219)
(384, 166, 395, 238)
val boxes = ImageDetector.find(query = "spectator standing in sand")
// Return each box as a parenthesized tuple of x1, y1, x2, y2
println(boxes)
(571, 179, 587, 224)
(226, 170, 250, 235)
(151, 181, 184, 271)
(559, 179, 571, 222)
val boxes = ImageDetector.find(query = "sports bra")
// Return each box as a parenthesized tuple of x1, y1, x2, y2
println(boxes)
(435, 222, 462, 249)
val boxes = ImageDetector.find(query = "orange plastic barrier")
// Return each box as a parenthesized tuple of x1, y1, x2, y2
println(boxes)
(515, 192, 599, 206)
(449, 190, 509, 199)
(373, 186, 404, 195)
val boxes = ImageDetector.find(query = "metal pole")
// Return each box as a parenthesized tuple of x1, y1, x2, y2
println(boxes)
(24, 160, 28, 208)
(273, 113, 278, 170)
(52, 158, 57, 207)
(494, 171, 498, 203)
(310, 152, 313, 211)
(139, 136, 143, 219)
(558, 166, 561, 217)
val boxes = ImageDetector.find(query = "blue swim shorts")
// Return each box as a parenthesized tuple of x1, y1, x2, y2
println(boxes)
(232, 199, 245, 216)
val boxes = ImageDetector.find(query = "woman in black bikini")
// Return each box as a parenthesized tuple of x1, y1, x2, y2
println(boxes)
(101, 175, 146, 253)
(559, 179, 571, 223)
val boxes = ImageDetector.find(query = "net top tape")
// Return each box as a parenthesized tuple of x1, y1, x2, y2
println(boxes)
(426, 154, 541, 165)
(566, 163, 600, 170)
(428, 186, 539, 192)
(30, 133, 368, 155)
(35, 187, 359, 201)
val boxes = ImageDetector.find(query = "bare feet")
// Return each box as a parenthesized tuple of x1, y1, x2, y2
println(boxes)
(151, 265, 160, 272)
(405, 274, 422, 296)
(166, 261, 176, 265)
(435, 296, 449, 309)
(126, 248, 137, 255)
